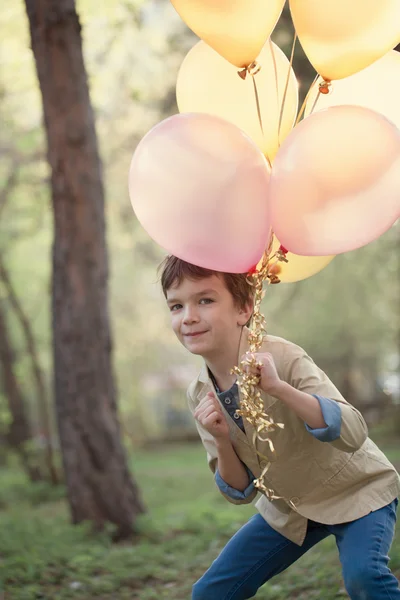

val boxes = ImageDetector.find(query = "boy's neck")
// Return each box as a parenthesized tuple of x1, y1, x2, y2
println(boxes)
(207, 364, 237, 393)
(205, 327, 245, 393)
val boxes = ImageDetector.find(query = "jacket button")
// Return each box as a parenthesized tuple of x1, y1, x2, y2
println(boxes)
(290, 497, 300, 508)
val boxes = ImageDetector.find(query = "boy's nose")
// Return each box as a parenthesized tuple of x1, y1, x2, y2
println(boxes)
(183, 306, 199, 324)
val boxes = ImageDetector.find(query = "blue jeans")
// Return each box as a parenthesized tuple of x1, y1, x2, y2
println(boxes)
(192, 500, 399, 600)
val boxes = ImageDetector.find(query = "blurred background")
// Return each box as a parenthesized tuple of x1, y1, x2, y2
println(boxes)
(0, 2, 399, 599)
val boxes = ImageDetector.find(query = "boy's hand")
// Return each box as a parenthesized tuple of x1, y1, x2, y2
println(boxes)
(194, 392, 230, 440)
(241, 352, 283, 396)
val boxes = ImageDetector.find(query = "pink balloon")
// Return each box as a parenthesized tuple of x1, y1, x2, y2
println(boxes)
(129, 113, 271, 272)
(269, 105, 400, 256)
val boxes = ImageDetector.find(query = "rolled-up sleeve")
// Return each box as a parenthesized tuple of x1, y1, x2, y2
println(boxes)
(286, 347, 368, 453)
(215, 466, 256, 501)
(305, 396, 341, 442)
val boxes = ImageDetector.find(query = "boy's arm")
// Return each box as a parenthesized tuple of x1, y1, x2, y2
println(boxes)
(214, 465, 256, 502)
(213, 436, 253, 492)
(284, 348, 368, 453)
(194, 419, 257, 505)
(187, 393, 257, 505)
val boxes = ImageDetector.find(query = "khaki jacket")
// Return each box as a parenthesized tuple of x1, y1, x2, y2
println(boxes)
(187, 328, 400, 546)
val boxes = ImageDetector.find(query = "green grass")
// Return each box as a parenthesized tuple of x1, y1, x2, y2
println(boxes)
(0, 431, 399, 600)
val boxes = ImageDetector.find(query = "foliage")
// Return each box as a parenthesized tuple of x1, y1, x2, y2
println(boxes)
(0, 1, 399, 444)
(1, 433, 400, 599)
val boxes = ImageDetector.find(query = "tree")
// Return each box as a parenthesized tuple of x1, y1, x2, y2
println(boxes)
(0, 253, 59, 483)
(0, 123, 55, 480)
(0, 296, 40, 478)
(24, 0, 145, 538)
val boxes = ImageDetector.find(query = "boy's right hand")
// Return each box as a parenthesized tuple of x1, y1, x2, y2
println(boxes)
(194, 392, 230, 440)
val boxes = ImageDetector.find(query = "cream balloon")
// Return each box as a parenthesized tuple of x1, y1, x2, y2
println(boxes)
(170, 0, 286, 68)
(129, 113, 272, 273)
(177, 40, 299, 161)
(269, 105, 400, 256)
(290, 0, 400, 81)
(305, 51, 400, 132)
(257, 239, 334, 283)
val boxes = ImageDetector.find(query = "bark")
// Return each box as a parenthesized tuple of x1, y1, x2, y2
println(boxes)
(24, 0, 145, 537)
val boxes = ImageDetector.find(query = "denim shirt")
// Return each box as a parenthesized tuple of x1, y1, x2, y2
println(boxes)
(211, 376, 342, 501)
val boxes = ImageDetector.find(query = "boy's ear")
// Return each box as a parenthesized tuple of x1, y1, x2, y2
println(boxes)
(237, 299, 254, 326)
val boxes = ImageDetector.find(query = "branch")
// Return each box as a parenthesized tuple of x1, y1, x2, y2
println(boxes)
(0, 147, 45, 220)
(0, 165, 18, 219)
(0, 254, 59, 483)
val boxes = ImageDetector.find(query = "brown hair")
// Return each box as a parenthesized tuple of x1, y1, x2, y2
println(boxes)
(159, 255, 254, 310)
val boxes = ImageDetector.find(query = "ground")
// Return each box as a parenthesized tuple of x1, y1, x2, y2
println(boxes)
(1, 426, 399, 599)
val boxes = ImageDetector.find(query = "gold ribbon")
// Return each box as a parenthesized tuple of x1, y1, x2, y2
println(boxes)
(232, 235, 289, 497)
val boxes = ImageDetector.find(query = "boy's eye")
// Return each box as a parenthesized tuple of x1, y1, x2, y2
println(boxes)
(170, 304, 182, 312)
(199, 298, 214, 305)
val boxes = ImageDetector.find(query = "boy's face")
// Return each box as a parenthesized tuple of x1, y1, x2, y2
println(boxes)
(166, 275, 252, 360)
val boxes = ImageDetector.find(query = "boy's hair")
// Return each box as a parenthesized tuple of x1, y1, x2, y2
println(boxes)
(159, 255, 254, 312)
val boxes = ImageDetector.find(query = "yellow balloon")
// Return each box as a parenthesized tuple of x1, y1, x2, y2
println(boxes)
(257, 239, 335, 283)
(290, 0, 400, 80)
(305, 51, 400, 129)
(170, 0, 286, 68)
(176, 41, 299, 161)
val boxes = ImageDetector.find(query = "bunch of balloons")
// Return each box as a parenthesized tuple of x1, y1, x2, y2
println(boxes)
(129, 0, 400, 283)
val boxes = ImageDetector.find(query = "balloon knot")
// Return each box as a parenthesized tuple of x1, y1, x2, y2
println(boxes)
(279, 245, 289, 254)
(237, 61, 261, 80)
(248, 264, 259, 275)
(248, 61, 261, 76)
(319, 80, 332, 95)
(268, 274, 281, 285)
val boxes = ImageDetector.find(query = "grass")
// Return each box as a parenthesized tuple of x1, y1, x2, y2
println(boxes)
(0, 429, 399, 599)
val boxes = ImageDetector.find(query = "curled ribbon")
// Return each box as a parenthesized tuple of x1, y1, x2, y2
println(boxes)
(232, 236, 289, 496)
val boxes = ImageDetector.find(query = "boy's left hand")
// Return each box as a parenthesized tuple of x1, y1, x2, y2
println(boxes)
(241, 352, 283, 396)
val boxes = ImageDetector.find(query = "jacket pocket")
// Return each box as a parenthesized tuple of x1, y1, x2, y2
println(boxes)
(267, 455, 331, 499)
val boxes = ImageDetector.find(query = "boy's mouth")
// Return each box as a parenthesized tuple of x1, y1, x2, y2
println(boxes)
(183, 331, 208, 337)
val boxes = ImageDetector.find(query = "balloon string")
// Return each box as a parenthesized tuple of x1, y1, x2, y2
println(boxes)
(278, 32, 297, 142)
(307, 88, 321, 117)
(251, 74, 264, 136)
(238, 62, 272, 168)
(269, 38, 279, 139)
(295, 73, 319, 126)
(251, 74, 272, 169)
(308, 79, 331, 115)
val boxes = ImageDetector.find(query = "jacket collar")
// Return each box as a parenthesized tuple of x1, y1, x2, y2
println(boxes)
(195, 327, 260, 446)
(196, 326, 278, 444)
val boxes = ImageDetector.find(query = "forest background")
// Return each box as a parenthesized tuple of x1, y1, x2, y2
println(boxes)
(0, 2, 399, 599)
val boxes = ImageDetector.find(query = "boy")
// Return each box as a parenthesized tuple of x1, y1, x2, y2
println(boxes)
(160, 254, 400, 600)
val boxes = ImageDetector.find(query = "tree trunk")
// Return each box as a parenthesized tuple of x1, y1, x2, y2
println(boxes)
(0, 254, 59, 484)
(0, 300, 31, 447)
(24, 0, 145, 537)
(0, 299, 43, 481)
